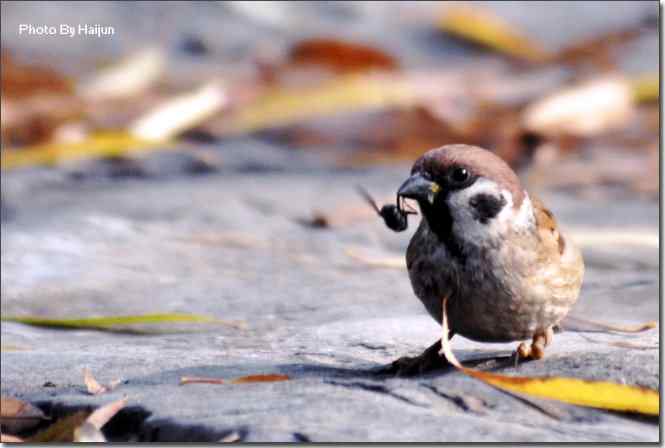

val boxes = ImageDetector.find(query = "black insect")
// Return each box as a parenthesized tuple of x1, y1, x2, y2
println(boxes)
(356, 186, 416, 232)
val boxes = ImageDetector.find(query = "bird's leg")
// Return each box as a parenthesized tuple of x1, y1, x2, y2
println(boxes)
(516, 326, 554, 362)
(378, 333, 454, 377)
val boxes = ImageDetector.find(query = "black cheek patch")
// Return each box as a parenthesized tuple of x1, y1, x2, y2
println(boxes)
(469, 194, 507, 224)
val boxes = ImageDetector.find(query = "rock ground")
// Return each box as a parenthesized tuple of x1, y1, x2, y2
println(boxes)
(1, 151, 659, 442)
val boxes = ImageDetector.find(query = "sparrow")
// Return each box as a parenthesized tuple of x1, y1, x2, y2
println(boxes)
(384, 144, 584, 375)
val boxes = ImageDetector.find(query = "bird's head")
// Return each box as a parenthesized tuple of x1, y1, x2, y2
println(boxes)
(397, 144, 533, 244)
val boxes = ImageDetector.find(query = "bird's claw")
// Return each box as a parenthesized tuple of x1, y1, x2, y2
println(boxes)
(514, 327, 554, 366)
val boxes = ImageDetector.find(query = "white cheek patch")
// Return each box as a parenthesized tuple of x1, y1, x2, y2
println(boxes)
(447, 179, 534, 244)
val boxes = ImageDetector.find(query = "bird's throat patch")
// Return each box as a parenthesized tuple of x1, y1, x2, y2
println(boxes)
(469, 193, 507, 224)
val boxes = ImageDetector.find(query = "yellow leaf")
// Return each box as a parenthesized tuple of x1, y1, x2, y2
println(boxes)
(631, 73, 659, 104)
(1, 313, 244, 332)
(222, 74, 419, 135)
(1, 132, 166, 170)
(438, 6, 549, 63)
(439, 297, 659, 416)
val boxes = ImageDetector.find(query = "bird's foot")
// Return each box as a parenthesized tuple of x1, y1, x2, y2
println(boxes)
(514, 327, 554, 365)
(377, 340, 451, 377)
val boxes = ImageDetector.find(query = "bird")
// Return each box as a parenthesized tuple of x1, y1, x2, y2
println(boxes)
(384, 144, 584, 375)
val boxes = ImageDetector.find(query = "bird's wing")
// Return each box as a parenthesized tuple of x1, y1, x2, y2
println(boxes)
(530, 195, 584, 303)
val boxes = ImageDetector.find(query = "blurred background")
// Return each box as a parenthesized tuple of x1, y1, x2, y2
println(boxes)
(1, 1, 659, 189)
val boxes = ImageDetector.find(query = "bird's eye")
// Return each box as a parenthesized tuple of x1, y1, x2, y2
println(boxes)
(450, 167, 469, 183)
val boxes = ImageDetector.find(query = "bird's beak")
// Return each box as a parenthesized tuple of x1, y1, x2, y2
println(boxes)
(397, 174, 440, 204)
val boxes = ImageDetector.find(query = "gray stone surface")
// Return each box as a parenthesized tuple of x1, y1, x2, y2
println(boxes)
(0, 155, 659, 442)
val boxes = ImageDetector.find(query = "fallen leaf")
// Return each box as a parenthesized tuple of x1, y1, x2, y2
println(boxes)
(438, 5, 549, 63)
(85, 397, 127, 430)
(439, 297, 659, 416)
(560, 316, 657, 334)
(345, 248, 406, 270)
(553, 26, 643, 69)
(27, 411, 90, 443)
(631, 73, 659, 104)
(1, 313, 241, 333)
(288, 38, 399, 73)
(83, 368, 122, 395)
(84, 368, 107, 395)
(1, 396, 47, 434)
(218, 74, 424, 136)
(230, 374, 290, 384)
(77, 48, 165, 101)
(219, 431, 242, 443)
(73, 422, 106, 442)
(180, 376, 226, 385)
(129, 81, 228, 140)
(522, 76, 635, 138)
(1, 132, 165, 171)
(1, 433, 25, 442)
(1, 51, 73, 99)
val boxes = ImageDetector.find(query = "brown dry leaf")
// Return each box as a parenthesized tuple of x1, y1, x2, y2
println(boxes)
(439, 297, 659, 416)
(1, 396, 47, 434)
(1, 433, 25, 442)
(1, 51, 73, 99)
(27, 411, 90, 443)
(522, 76, 635, 138)
(438, 5, 549, 63)
(230, 374, 290, 384)
(180, 376, 226, 385)
(288, 38, 399, 73)
(553, 26, 643, 69)
(345, 248, 406, 270)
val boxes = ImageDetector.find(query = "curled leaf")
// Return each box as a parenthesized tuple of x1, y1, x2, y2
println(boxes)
(439, 297, 659, 416)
